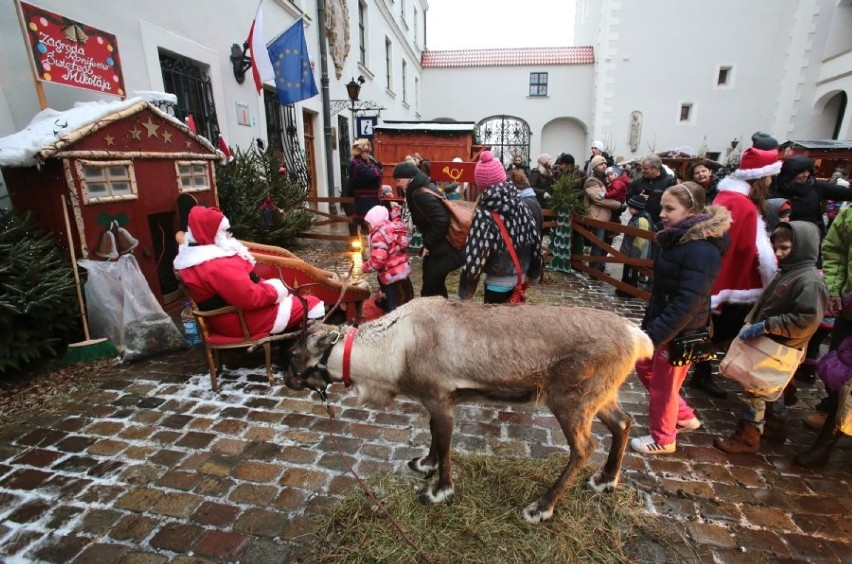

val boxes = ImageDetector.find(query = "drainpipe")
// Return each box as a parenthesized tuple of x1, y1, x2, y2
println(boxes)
(316, 0, 337, 213)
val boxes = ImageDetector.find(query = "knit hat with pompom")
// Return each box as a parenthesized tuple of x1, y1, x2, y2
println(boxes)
(474, 151, 507, 189)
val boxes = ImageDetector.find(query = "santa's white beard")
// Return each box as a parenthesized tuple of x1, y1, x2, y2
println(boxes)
(214, 232, 256, 265)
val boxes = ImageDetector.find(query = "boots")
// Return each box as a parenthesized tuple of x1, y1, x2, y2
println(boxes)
(793, 361, 817, 384)
(783, 381, 798, 406)
(794, 425, 843, 469)
(761, 411, 787, 443)
(689, 362, 728, 399)
(714, 420, 761, 454)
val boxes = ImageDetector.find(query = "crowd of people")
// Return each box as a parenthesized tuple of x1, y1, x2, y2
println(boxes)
(175, 134, 852, 470)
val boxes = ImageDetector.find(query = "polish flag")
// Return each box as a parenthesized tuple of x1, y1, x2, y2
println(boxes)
(218, 135, 233, 162)
(248, 0, 275, 93)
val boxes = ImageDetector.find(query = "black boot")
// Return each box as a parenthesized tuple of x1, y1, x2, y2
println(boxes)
(794, 425, 843, 469)
(793, 361, 817, 384)
(689, 362, 727, 399)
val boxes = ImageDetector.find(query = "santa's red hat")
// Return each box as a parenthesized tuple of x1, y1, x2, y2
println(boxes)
(187, 206, 225, 245)
(732, 147, 782, 180)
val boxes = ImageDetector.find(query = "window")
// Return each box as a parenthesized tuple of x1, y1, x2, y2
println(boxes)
(264, 88, 285, 152)
(358, 2, 366, 66)
(76, 160, 138, 203)
(402, 60, 408, 102)
(160, 52, 220, 143)
(415, 76, 419, 111)
(414, 7, 418, 45)
(680, 103, 693, 122)
(385, 38, 393, 91)
(717, 65, 733, 86)
(176, 161, 211, 193)
(529, 72, 548, 97)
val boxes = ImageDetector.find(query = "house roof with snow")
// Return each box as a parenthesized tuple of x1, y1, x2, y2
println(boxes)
(421, 47, 594, 68)
(0, 93, 220, 168)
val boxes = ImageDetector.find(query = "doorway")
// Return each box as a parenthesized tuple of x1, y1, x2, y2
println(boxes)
(303, 110, 318, 200)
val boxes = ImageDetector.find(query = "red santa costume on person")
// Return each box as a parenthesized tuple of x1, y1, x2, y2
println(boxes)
(174, 207, 324, 339)
(711, 146, 780, 310)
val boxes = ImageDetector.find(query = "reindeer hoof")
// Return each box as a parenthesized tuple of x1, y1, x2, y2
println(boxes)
(522, 500, 554, 523)
(586, 473, 619, 493)
(408, 457, 436, 478)
(419, 485, 454, 505)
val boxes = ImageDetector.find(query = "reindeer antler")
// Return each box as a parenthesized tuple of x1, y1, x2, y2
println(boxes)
(321, 258, 355, 324)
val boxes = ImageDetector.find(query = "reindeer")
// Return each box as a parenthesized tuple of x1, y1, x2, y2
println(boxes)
(285, 297, 653, 523)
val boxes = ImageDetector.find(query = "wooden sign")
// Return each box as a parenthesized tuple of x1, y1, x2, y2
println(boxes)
(430, 160, 476, 183)
(19, 2, 125, 97)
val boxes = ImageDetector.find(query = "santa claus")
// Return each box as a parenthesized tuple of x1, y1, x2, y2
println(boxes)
(173, 206, 324, 339)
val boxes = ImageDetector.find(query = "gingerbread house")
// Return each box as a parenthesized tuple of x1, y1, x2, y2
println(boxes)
(0, 93, 222, 307)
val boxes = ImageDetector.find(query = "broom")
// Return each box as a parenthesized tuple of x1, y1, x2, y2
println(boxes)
(60, 194, 119, 363)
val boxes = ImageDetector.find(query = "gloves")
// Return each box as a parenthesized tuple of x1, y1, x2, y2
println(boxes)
(738, 321, 767, 341)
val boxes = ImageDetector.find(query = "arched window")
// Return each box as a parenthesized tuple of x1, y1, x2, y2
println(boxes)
(474, 116, 531, 166)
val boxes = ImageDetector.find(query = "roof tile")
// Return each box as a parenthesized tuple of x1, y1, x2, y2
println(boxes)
(421, 47, 594, 68)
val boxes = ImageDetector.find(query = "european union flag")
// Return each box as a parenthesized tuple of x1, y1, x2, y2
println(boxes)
(267, 19, 318, 105)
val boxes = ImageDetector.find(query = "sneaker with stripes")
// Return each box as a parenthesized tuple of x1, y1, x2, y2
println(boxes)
(630, 435, 676, 454)
(676, 417, 702, 431)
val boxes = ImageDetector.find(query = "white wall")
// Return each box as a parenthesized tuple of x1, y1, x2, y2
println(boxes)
(587, 0, 799, 161)
(419, 64, 594, 160)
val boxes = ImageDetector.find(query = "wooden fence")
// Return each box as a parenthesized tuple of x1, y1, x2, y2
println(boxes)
(300, 198, 655, 302)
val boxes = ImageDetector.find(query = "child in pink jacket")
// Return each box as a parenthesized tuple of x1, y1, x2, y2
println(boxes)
(363, 205, 412, 312)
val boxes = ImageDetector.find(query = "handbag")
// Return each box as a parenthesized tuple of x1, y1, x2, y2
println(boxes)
(719, 336, 805, 401)
(491, 211, 527, 304)
(421, 189, 474, 249)
(669, 330, 717, 366)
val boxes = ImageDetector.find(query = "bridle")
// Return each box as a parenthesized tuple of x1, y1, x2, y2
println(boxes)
(294, 326, 358, 401)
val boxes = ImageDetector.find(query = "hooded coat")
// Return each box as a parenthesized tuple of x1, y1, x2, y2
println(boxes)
(823, 206, 852, 321)
(363, 206, 412, 285)
(769, 155, 852, 237)
(642, 205, 731, 347)
(748, 221, 828, 350)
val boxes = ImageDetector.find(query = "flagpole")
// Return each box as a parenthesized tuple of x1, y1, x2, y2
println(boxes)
(315, 0, 337, 212)
(14, 0, 48, 110)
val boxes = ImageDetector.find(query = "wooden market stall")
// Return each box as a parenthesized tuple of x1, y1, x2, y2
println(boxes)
(780, 140, 852, 178)
(0, 96, 222, 308)
(371, 120, 477, 186)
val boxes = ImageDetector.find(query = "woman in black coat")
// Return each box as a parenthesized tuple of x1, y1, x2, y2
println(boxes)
(770, 155, 852, 239)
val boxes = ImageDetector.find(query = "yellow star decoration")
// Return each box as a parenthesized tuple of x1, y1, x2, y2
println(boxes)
(142, 117, 159, 138)
(104, 134, 115, 146)
(185, 140, 193, 149)
(129, 127, 141, 140)
(162, 130, 173, 144)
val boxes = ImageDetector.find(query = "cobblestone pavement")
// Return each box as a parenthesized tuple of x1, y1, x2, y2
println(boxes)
(0, 253, 850, 563)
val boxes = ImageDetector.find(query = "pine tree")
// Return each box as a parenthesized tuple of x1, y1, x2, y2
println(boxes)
(215, 147, 314, 246)
(0, 209, 79, 376)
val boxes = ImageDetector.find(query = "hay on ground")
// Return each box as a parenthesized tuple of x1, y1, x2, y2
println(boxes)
(310, 452, 684, 563)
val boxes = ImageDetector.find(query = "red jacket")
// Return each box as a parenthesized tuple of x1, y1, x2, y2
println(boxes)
(605, 172, 630, 203)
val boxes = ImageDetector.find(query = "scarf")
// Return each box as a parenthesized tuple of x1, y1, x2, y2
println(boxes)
(655, 213, 711, 248)
(461, 182, 542, 280)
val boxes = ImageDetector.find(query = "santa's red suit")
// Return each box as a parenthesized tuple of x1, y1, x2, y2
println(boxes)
(711, 176, 777, 311)
(174, 207, 323, 339)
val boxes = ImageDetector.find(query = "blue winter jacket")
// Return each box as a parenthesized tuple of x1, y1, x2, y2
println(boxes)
(642, 206, 731, 347)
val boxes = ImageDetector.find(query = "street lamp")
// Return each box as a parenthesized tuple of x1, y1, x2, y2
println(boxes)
(345, 76, 366, 138)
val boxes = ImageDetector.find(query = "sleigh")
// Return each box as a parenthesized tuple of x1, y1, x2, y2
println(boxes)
(241, 240, 370, 322)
